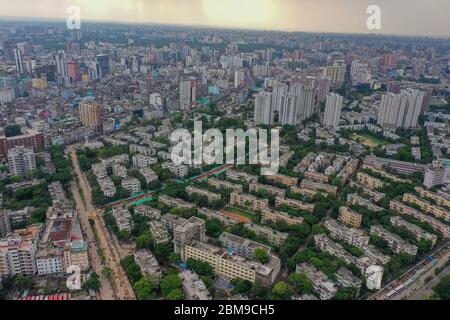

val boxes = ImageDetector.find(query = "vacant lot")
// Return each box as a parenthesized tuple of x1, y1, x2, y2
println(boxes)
(351, 133, 388, 149)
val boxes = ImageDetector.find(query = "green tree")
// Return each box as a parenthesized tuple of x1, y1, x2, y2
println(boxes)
(122, 256, 142, 283)
(83, 273, 101, 292)
(434, 275, 450, 300)
(187, 258, 214, 277)
(290, 272, 313, 295)
(133, 275, 158, 300)
(231, 279, 252, 295)
(160, 274, 182, 297)
(135, 231, 154, 250)
(166, 288, 184, 300)
(253, 248, 270, 264)
(271, 281, 291, 300)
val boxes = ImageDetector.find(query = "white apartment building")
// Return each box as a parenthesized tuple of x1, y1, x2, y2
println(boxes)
(7, 146, 36, 177)
(323, 93, 343, 128)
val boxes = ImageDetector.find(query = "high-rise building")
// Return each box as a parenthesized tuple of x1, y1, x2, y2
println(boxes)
(254, 91, 273, 125)
(0, 225, 40, 276)
(377, 89, 424, 129)
(13, 48, 23, 74)
(423, 165, 450, 189)
(53, 50, 68, 81)
(279, 93, 299, 125)
(0, 210, 11, 239)
(234, 69, 246, 89)
(271, 83, 288, 112)
(179, 77, 197, 110)
(291, 84, 316, 122)
(79, 101, 102, 131)
(7, 146, 36, 177)
(316, 77, 331, 102)
(96, 54, 110, 78)
(323, 93, 343, 128)
(383, 54, 397, 70)
(173, 217, 206, 254)
(67, 60, 81, 82)
(33, 64, 57, 82)
(323, 60, 346, 88)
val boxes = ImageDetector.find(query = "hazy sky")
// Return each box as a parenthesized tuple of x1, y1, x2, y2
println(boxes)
(0, 0, 449, 36)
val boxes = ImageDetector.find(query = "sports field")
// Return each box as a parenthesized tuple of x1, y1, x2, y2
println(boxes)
(223, 207, 257, 223)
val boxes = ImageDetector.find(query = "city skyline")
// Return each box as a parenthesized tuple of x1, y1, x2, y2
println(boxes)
(0, 0, 449, 37)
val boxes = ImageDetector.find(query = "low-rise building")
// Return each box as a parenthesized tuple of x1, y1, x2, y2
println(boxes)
(208, 178, 243, 193)
(134, 205, 161, 220)
(415, 187, 450, 208)
(219, 232, 271, 259)
(275, 197, 315, 212)
(158, 195, 197, 210)
(249, 183, 286, 198)
(362, 245, 391, 265)
(356, 172, 383, 190)
(198, 208, 238, 226)
(230, 192, 269, 212)
(336, 267, 362, 293)
(132, 154, 157, 168)
(314, 234, 357, 266)
(265, 174, 298, 188)
(112, 164, 127, 179)
(139, 168, 158, 183)
(362, 164, 411, 183)
(338, 207, 363, 228)
(134, 249, 162, 279)
(186, 186, 221, 203)
(98, 177, 116, 197)
(112, 206, 133, 232)
(179, 270, 211, 300)
(225, 170, 258, 183)
(122, 177, 141, 195)
(161, 214, 187, 232)
(403, 193, 450, 221)
(390, 201, 450, 238)
(347, 193, 383, 212)
(299, 180, 338, 196)
(324, 219, 369, 249)
(148, 220, 170, 245)
(304, 171, 329, 183)
(349, 181, 385, 203)
(162, 162, 188, 178)
(370, 225, 418, 256)
(243, 223, 289, 246)
(183, 242, 281, 288)
(296, 262, 337, 300)
(390, 216, 437, 246)
(261, 210, 304, 225)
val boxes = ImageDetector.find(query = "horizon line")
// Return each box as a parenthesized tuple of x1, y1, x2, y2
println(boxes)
(0, 16, 449, 40)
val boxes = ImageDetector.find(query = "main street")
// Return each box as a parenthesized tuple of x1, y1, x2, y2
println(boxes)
(393, 246, 450, 300)
(68, 146, 135, 300)
(70, 181, 114, 300)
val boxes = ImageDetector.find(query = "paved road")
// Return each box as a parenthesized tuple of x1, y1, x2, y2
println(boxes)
(70, 181, 114, 300)
(409, 264, 450, 300)
(68, 146, 136, 300)
(394, 249, 450, 300)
